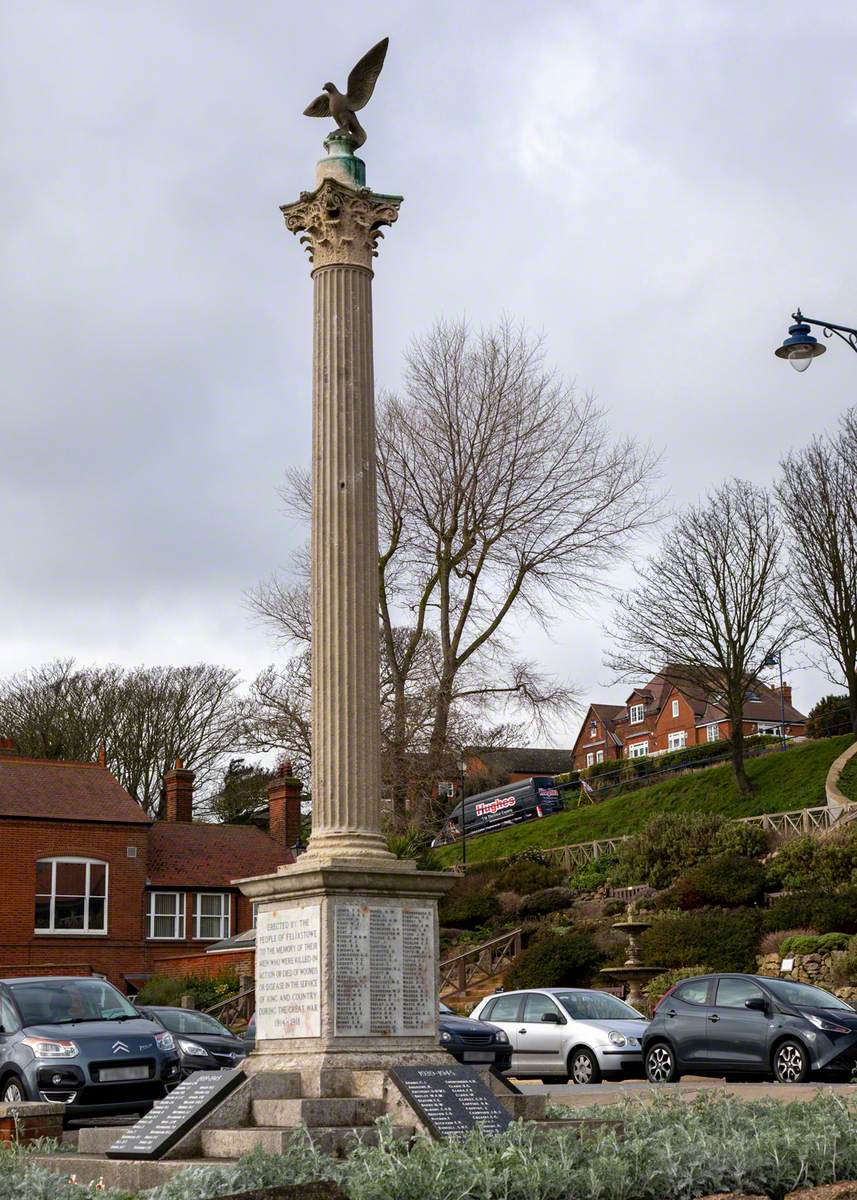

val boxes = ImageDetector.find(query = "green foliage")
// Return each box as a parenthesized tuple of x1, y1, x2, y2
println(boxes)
(386, 828, 441, 871)
(567, 852, 619, 893)
(779, 932, 849, 956)
(434, 735, 854, 867)
(504, 929, 602, 989)
(500, 858, 564, 894)
(134, 970, 239, 1011)
(831, 939, 857, 986)
(516, 886, 575, 918)
(613, 811, 726, 888)
(709, 820, 770, 859)
(641, 907, 764, 972)
(642, 965, 711, 1006)
(438, 869, 500, 929)
(766, 828, 857, 893)
(670, 854, 767, 910)
(807, 694, 853, 739)
(764, 887, 857, 935)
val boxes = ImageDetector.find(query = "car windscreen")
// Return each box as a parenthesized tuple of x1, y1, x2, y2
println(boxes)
(556, 991, 645, 1020)
(10, 979, 138, 1026)
(153, 1009, 234, 1037)
(763, 978, 854, 1011)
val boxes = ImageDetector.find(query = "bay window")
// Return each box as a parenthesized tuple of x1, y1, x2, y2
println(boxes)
(628, 741, 649, 759)
(668, 730, 687, 751)
(35, 858, 108, 934)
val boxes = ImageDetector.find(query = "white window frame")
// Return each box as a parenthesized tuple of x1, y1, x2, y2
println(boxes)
(589, 719, 598, 737)
(586, 752, 595, 767)
(706, 723, 719, 743)
(671, 699, 680, 718)
(668, 730, 687, 751)
(758, 723, 783, 737)
(35, 857, 108, 936)
(629, 703, 645, 724)
(193, 892, 231, 941)
(596, 750, 604, 763)
(628, 741, 649, 759)
(147, 891, 186, 940)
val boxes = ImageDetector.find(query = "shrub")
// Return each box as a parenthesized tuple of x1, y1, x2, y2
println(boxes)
(135, 970, 239, 1010)
(759, 927, 817, 955)
(567, 852, 619, 893)
(516, 886, 576, 918)
(386, 828, 441, 871)
(613, 811, 726, 888)
(501, 858, 564, 895)
(670, 854, 767, 910)
(807, 694, 853, 738)
(764, 888, 857, 935)
(779, 932, 849, 956)
(504, 929, 603, 989)
(438, 891, 499, 929)
(641, 907, 764, 972)
(710, 820, 770, 859)
(766, 827, 857, 893)
(831, 940, 857, 985)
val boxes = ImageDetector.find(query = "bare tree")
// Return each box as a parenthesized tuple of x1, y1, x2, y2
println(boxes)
(607, 479, 793, 796)
(240, 652, 313, 784)
(778, 408, 857, 733)
(253, 318, 659, 823)
(0, 659, 243, 816)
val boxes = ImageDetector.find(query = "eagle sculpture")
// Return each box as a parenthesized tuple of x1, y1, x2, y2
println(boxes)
(303, 37, 389, 148)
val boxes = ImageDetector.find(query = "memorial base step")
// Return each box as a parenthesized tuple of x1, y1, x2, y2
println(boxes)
(251, 1097, 386, 1127)
(200, 1123, 415, 1159)
(35, 1153, 236, 1192)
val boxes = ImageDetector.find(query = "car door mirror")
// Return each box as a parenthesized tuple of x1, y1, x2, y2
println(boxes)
(540, 1011, 562, 1024)
(744, 996, 768, 1012)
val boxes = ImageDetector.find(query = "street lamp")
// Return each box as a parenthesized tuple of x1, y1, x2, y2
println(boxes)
(763, 651, 788, 753)
(458, 756, 468, 867)
(775, 309, 857, 372)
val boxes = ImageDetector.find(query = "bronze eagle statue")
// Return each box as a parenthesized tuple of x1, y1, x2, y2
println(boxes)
(303, 37, 389, 148)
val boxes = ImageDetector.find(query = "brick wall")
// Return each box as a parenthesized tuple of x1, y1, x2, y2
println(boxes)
(0, 818, 149, 988)
(149, 949, 255, 981)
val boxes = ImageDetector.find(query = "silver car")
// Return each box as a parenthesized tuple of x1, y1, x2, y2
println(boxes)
(469, 988, 648, 1084)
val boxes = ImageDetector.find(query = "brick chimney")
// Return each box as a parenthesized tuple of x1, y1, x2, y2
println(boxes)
(775, 682, 793, 706)
(163, 758, 194, 823)
(267, 761, 303, 849)
(0, 738, 16, 758)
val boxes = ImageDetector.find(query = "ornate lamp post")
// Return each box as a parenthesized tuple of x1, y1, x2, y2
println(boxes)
(775, 310, 857, 372)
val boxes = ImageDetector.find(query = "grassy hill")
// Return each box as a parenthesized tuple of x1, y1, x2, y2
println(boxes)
(435, 734, 854, 867)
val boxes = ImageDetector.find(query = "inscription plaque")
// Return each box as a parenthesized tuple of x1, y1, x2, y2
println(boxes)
(107, 1068, 244, 1160)
(389, 1065, 511, 1141)
(256, 903, 321, 1039)
(334, 901, 435, 1036)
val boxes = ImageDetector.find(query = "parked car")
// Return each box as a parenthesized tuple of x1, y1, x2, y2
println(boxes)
(242, 1006, 512, 1071)
(431, 776, 563, 847)
(0, 976, 181, 1121)
(643, 973, 857, 1084)
(439, 1001, 512, 1071)
(470, 988, 647, 1083)
(137, 1006, 248, 1076)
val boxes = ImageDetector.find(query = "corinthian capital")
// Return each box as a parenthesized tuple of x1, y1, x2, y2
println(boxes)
(281, 178, 402, 272)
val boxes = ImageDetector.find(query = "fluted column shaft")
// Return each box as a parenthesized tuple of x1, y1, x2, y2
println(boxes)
(308, 262, 386, 856)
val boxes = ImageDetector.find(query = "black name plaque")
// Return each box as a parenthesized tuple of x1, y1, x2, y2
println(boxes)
(106, 1067, 245, 1160)
(389, 1065, 511, 1141)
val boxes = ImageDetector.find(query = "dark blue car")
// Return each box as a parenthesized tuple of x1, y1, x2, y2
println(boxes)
(643, 973, 857, 1084)
(0, 976, 181, 1121)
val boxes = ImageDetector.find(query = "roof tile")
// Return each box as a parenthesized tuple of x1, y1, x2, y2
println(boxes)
(0, 757, 150, 824)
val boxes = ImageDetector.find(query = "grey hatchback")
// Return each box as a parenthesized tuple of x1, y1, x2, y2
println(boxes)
(643, 972, 857, 1084)
(0, 976, 182, 1120)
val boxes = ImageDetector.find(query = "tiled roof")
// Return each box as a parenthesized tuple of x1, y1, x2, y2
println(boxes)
(470, 746, 571, 776)
(0, 757, 150, 824)
(148, 822, 293, 888)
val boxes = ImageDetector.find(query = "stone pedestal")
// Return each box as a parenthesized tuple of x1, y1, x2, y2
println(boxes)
(237, 133, 453, 1096)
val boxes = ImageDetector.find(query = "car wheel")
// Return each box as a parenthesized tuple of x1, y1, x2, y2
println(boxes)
(645, 1042, 680, 1083)
(1, 1075, 27, 1103)
(773, 1039, 810, 1084)
(569, 1048, 602, 1086)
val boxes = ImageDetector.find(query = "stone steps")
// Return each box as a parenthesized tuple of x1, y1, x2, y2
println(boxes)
(36, 1153, 233, 1192)
(201, 1122, 414, 1158)
(251, 1097, 386, 1128)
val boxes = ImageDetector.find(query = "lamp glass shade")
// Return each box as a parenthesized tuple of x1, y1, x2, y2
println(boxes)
(775, 320, 825, 368)
(788, 351, 814, 372)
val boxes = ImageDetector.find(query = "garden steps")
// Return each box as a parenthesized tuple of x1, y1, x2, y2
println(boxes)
(251, 1097, 386, 1127)
(34, 1152, 233, 1191)
(200, 1123, 414, 1158)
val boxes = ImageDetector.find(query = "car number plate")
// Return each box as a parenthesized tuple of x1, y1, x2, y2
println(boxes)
(99, 1065, 149, 1082)
(462, 1051, 495, 1062)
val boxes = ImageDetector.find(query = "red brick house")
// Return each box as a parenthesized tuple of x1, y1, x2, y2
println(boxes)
(0, 743, 298, 993)
(571, 671, 806, 770)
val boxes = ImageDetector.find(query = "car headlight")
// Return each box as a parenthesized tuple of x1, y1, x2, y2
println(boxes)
(494, 1030, 509, 1044)
(804, 1012, 851, 1034)
(177, 1039, 208, 1056)
(154, 1031, 176, 1052)
(607, 1031, 627, 1046)
(440, 1031, 453, 1042)
(22, 1037, 79, 1058)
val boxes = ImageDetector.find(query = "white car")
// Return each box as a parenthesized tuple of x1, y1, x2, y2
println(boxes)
(469, 987, 649, 1084)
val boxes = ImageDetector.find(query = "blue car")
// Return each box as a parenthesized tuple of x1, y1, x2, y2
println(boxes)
(0, 976, 181, 1121)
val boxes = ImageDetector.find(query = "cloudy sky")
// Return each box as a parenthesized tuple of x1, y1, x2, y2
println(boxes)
(2, 0, 855, 744)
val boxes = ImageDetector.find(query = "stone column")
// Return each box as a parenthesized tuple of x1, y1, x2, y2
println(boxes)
(281, 132, 401, 865)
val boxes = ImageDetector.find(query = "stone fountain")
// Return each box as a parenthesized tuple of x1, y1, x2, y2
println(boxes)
(600, 904, 665, 1010)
